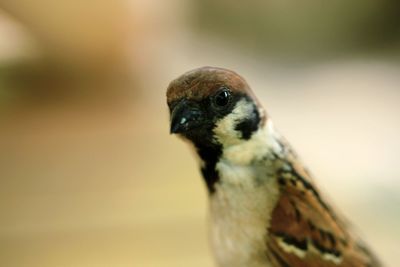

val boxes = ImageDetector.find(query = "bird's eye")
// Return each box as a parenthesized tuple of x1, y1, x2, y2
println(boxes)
(213, 88, 231, 108)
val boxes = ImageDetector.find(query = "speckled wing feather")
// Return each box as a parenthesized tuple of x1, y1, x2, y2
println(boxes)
(266, 146, 382, 267)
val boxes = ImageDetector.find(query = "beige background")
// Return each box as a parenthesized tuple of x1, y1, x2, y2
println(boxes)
(0, 1, 399, 266)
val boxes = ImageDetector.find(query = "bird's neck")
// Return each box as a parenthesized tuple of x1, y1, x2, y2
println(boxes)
(195, 143, 223, 194)
(219, 120, 283, 166)
(195, 120, 283, 193)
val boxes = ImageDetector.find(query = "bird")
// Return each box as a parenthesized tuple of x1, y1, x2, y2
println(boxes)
(166, 66, 382, 267)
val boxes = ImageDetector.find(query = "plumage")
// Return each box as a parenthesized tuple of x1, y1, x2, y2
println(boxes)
(166, 66, 382, 267)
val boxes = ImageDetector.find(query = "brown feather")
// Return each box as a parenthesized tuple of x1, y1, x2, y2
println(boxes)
(267, 146, 382, 267)
(166, 66, 262, 108)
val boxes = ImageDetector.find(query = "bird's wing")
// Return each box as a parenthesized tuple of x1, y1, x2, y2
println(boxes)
(266, 152, 382, 267)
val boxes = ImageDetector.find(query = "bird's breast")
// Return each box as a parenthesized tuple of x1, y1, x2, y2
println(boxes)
(209, 161, 280, 267)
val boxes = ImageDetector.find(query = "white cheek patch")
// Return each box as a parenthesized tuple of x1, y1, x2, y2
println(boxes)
(217, 119, 283, 166)
(213, 99, 255, 147)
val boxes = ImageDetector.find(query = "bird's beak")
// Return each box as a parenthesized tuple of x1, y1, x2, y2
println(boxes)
(170, 100, 204, 134)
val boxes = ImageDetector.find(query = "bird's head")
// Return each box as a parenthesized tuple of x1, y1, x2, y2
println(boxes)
(167, 67, 266, 149)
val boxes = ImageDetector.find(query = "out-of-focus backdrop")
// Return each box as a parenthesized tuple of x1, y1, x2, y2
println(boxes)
(0, 1, 399, 266)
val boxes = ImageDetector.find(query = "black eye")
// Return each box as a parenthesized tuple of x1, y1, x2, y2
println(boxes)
(213, 88, 231, 108)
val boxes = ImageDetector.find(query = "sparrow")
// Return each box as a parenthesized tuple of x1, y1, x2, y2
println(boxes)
(166, 66, 382, 267)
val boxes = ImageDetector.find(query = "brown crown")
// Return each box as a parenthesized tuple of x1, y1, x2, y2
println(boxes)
(166, 66, 258, 104)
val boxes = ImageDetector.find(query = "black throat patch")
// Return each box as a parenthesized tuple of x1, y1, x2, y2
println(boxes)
(195, 143, 222, 194)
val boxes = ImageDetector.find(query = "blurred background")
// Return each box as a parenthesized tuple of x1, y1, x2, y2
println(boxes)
(0, 0, 399, 266)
